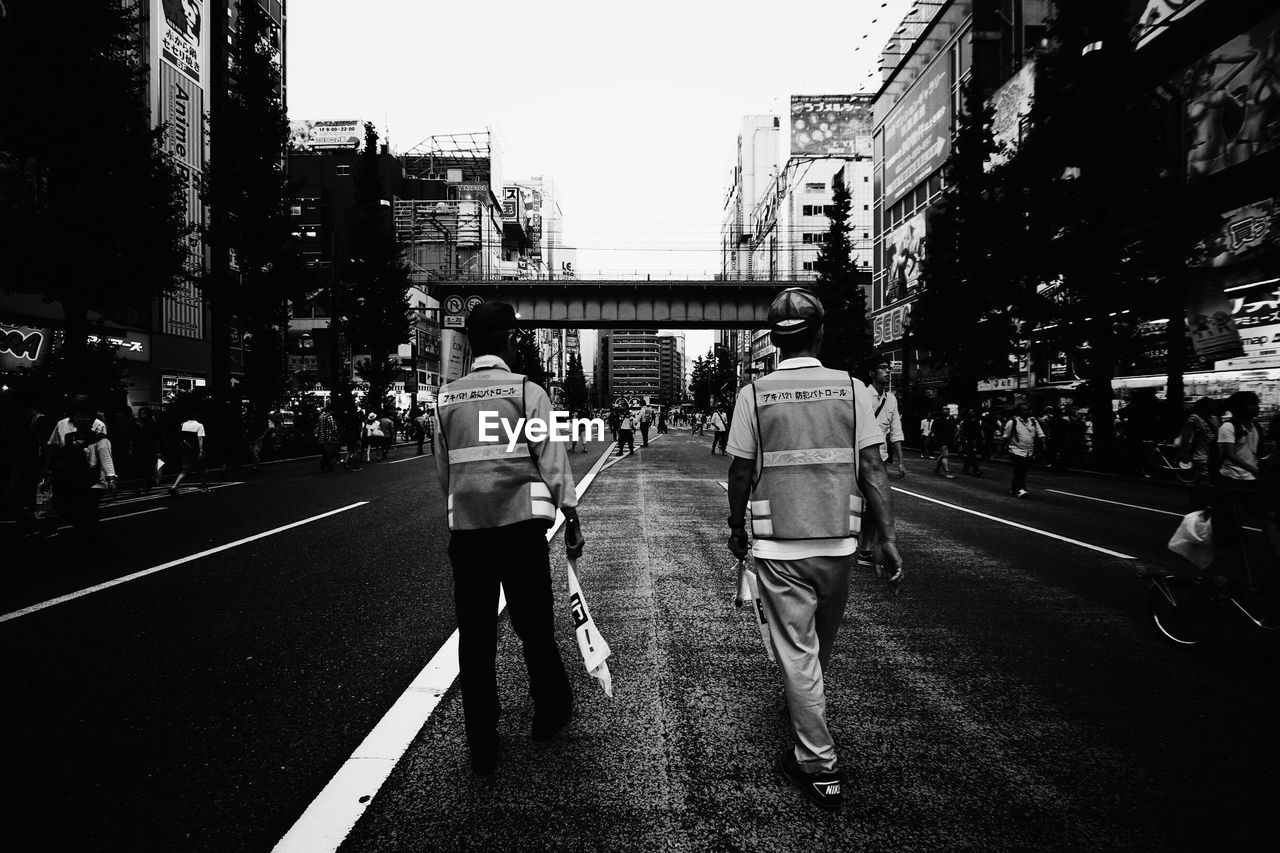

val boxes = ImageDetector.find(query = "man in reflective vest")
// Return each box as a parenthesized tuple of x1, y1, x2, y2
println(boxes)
(725, 288, 903, 811)
(435, 302, 585, 775)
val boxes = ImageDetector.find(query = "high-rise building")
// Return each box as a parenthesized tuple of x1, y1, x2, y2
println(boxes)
(595, 329, 662, 403)
(657, 333, 686, 406)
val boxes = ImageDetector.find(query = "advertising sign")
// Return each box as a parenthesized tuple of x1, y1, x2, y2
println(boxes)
(501, 187, 520, 221)
(1186, 276, 1245, 360)
(1132, 0, 1203, 49)
(790, 95, 873, 157)
(1180, 10, 1280, 181)
(872, 303, 912, 346)
(883, 60, 952, 207)
(1189, 197, 1277, 268)
(988, 61, 1035, 170)
(1, 323, 52, 371)
(883, 211, 926, 304)
(289, 120, 365, 151)
(159, 0, 206, 86)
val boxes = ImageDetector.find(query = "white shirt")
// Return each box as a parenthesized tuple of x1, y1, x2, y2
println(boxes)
(869, 386, 904, 462)
(47, 417, 107, 447)
(1218, 421, 1258, 480)
(726, 357, 883, 560)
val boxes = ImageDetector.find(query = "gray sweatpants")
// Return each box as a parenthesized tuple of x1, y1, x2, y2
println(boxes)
(754, 554, 852, 773)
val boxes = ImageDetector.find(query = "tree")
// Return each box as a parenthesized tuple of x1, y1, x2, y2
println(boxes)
(511, 331, 549, 389)
(564, 351, 588, 413)
(203, 0, 303, 411)
(811, 169, 867, 371)
(0, 0, 190, 403)
(910, 74, 1020, 408)
(346, 123, 412, 409)
(689, 355, 711, 410)
(689, 347, 736, 409)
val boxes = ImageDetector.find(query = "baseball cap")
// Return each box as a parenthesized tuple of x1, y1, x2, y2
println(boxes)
(466, 301, 519, 336)
(768, 288, 824, 336)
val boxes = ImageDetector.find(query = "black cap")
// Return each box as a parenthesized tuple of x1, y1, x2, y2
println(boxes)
(465, 301, 519, 336)
(768, 288, 824, 336)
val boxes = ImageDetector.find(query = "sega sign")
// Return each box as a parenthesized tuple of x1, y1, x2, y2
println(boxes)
(872, 303, 912, 346)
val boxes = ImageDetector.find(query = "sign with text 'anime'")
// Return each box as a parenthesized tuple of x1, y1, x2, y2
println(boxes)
(790, 95, 873, 158)
(883, 59, 951, 207)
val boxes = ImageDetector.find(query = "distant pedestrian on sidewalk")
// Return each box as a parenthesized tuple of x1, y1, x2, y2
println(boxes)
(617, 409, 636, 455)
(315, 405, 340, 472)
(726, 288, 902, 812)
(170, 412, 208, 495)
(931, 410, 957, 478)
(435, 302, 584, 775)
(857, 357, 906, 572)
(959, 409, 984, 476)
(657, 407, 668, 434)
(709, 406, 728, 455)
(1003, 403, 1044, 498)
(379, 412, 396, 461)
(639, 403, 653, 446)
(919, 413, 934, 458)
(43, 396, 117, 547)
(363, 412, 385, 464)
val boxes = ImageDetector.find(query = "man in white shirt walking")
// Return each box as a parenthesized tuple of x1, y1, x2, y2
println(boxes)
(856, 358, 906, 571)
(1003, 403, 1045, 498)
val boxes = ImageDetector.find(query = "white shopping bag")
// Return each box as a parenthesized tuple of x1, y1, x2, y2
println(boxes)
(1168, 510, 1215, 570)
(567, 559, 613, 698)
(735, 559, 776, 662)
(156, 457, 165, 475)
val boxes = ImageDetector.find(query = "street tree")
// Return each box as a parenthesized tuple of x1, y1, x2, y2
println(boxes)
(0, 0, 190, 405)
(203, 0, 304, 412)
(346, 123, 412, 409)
(812, 168, 867, 372)
(564, 351, 589, 413)
(511, 332, 548, 389)
(910, 75, 1020, 408)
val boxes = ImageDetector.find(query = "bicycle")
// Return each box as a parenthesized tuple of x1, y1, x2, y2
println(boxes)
(1138, 440, 1198, 484)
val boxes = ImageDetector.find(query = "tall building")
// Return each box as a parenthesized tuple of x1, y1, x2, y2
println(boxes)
(595, 330, 662, 403)
(657, 333, 686, 406)
(721, 116, 782, 282)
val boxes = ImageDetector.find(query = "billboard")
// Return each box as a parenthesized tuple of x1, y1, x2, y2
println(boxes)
(501, 186, 521, 221)
(153, 1, 208, 339)
(988, 61, 1035, 170)
(790, 95, 873, 157)
(1189, 197, 1277, 269)
(1, 323, 53, 372)
(883, 59, 952, 207)
(883, 210, 926, 304)
(1180, 10, 1280, 181)
(1132, 0, 1202, 49)
(289, 120, 365, 151)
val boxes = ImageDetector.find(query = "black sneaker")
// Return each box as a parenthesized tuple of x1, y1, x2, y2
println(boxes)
(775, 748, 843, 810)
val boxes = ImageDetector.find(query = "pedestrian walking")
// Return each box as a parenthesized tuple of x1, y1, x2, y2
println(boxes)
(435, 302, 584, 775)
(931, 409, 957, 478)
(639, 403, 653, 447)
(132, 407, 161, 493)
(857, 357, 906, 572)
(919, 413, 934, 458)
(315, 405, 341, 472)
(1177, 396, 1219, 493)
(959, 409, 984, 476)
(617, 409, 636, 455)
(379, 412, 395, 461)
(363, 412, 385, 464)
(1003, 403, 1045, 498)
(607, 408, 621, 443)
(657, 407, 668, 435)
(340, 407, 363, 470)
(567, 408, 590, 453)
(42, 396, 117, 547)
(725, 288, 901, 812)
(170, 411, 208, 495)
(710, 406, 728, 455)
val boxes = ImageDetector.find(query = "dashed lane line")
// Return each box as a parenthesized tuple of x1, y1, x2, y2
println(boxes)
(272, 444, 615, 853)
(892, 487, 1136, 559)
(0, 502, 369, 625)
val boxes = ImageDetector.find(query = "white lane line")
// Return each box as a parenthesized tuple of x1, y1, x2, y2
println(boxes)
(110, 481, 245, 507)
(1046, 488, 1261, 533)
(386, 454, 431, 465)
(0, 502, 369, 625)
(51, 507, 168, 532)
(892, 487, 1136, 559)
(273, 443, 615, 853)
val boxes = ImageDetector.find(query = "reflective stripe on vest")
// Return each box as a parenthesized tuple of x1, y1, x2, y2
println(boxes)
(438, 371, 555, 530)
(749, 368, 863, 540)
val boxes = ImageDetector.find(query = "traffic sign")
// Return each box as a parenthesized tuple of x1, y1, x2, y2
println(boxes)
(444, 295, 464, 314)
(466, 295, 484, 312)
(444, 315, 465, 329)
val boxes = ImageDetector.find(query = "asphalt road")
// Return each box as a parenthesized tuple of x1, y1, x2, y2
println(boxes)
(3, 429, 1276, 851)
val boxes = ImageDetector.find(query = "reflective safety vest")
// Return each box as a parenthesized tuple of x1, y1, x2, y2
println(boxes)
(748, 367, 863, 540)
(437, 369, 558, 530)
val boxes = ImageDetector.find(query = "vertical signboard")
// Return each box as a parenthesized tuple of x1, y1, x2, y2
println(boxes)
(153, 0, 208, 339)
(882, 59, 952, 208)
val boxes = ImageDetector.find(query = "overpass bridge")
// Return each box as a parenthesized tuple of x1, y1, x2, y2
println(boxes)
(427, 279, 803, 330)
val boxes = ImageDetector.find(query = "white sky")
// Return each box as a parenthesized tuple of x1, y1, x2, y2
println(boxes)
(286, 0, 915, 367)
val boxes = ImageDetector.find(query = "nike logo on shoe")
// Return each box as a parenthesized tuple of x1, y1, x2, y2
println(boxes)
(814, 782, 840, 796)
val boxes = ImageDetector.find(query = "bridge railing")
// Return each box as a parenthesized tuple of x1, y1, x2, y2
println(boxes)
(409, 271, 824, 283)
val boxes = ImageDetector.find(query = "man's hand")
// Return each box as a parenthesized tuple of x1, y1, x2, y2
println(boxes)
(563, 509, 585, 560)
(895, 462, 907, 480)
(876, 540, 904, 591)
(105, 478, 118, 499)
(728, 526, 750, 559)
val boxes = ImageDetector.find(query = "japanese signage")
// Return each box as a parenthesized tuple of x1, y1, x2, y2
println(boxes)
(501, 187, 520, 221)
(1189, 197, 1277, 268)
(289, 120, 365, 151)
(1, 323, 52, 371)
(883, 211, 927, 304)
(988, 61, 1035, 170)
(883, 59, 951, 207)
(1180, 10, 1280, 181)
(977, 377, 1017, 392)
(790, 95, 873, 158)
(87, 331, 151, 362)
(1186, 276, 1245, 360)
(872, 303, 912, 346)
(159, 0, 206, 86)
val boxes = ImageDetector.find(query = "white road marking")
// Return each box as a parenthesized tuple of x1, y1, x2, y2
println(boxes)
(52, 507, 168, 531)
(386, 454, 430, 465)
(0, 502, 369, 624)
(1046, 488, 1261, 533)
(110, 481, 245, 507)
(892, 487, 1136, 559)
(273, 444, 615, 853)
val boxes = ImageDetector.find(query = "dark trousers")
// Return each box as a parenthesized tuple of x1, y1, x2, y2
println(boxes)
(713, 430, 727, 453)
(640, 423, 650, 446)
(618, 429, 635, 453)
(448, 521, 572, 751)
(1011, 454, 1031, 493)
(962, 447, 982, 474)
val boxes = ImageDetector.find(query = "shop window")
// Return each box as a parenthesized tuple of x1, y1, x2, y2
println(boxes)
(805, 182, 826, 191)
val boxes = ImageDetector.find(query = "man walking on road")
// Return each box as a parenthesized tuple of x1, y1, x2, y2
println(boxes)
(857, 357, 906, 572)
(709, 406, 729, 455)
(435, 302, 585, 776)
(639, 403, 653, 447)
(725, 288, 902, 811)
(617, 408, 636, 455)
(1004, 402, 1045, 498)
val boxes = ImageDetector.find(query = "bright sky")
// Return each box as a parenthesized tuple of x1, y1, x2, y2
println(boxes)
(286, 0, 914, 367)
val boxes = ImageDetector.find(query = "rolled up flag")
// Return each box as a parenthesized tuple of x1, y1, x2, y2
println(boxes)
(736, 559, 775, 662)
(567, 558, 613, 697)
